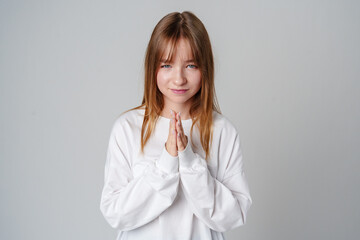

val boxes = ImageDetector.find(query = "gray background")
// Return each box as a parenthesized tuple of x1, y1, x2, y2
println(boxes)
(1, 0, 359, 239)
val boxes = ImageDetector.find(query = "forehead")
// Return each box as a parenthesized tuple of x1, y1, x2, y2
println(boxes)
(161, 38, 194, 61)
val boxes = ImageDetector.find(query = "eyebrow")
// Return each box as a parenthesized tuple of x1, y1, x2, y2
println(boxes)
(160, 59, 196, 63)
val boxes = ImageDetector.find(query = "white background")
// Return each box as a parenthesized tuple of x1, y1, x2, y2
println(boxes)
(1, 0, 359, 239)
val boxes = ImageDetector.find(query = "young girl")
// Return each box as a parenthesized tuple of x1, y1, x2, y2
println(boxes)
(100, 11, 252, 240)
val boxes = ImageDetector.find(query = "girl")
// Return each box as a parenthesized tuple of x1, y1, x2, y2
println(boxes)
(100, 11, 252, 240)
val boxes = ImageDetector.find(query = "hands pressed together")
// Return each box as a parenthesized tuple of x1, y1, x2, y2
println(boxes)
(165, 110, 188, 157)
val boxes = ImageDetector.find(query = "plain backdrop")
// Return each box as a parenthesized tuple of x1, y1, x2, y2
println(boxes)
(1, 0, 359, 239)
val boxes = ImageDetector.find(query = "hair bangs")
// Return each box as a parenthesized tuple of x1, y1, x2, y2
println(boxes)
(158, 37, 178, 64)
(157, 34, 201, 68)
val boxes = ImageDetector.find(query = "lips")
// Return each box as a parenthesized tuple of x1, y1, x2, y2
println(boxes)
(171, 89, 188, 94)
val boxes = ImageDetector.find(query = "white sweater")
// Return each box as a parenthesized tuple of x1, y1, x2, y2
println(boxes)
(100, 108, 252, 240)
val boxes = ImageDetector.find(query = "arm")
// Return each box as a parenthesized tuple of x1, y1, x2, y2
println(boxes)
(178, 132, 252, 232)
(100, 122, 180, 231)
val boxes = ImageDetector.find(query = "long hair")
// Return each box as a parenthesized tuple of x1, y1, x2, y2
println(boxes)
(128, 11, 221, 161)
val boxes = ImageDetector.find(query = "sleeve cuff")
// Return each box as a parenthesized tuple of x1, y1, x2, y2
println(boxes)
(156, 145, 179, 174)
(178, 141, 199, 169)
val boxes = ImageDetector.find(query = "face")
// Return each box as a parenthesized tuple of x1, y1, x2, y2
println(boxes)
(156, 38, 201, 109)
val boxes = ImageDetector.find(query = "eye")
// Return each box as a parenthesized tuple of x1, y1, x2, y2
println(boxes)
(187, 64, 198, 69)
(160, 64, 171, 68)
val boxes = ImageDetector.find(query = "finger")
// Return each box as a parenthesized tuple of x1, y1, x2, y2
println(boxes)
(169, 109, 173, 134)
(177, 131, 184, 151)
(171, 110, 177, 146)
(167, 110, 177, 152)
(171, 110, 177, 135)
(176, 112, 186, 144)
(175, 112, 181, 133)
(176, 117, 181, 134)
(176, 113, 186, 151)
(178, 132, 188, 150)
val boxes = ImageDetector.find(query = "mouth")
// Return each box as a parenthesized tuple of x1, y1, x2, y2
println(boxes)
(171, 89, 188, 94)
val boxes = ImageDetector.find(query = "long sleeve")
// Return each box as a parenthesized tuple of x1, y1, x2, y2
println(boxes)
(178, 131, 252, 232)
(100, 121, 180, 231)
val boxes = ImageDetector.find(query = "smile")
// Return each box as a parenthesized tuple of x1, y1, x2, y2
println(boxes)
(171, 89, 188, 94)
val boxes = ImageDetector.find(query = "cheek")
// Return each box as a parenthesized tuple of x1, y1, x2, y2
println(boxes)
(157, 71, 172, 93)
(193, 71, 202, 88)
(156, 71, 165, 89)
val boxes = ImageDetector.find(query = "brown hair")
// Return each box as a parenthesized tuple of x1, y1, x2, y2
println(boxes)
(128, 11, 221, 161)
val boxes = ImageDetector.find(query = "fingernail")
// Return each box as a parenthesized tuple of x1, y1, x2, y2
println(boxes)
(178, 132, 180, 137)
(172, 129, 175, 135)
(179, 112, 181, 117)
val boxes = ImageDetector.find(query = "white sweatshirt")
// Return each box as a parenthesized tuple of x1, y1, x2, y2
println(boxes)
(100, 108, 252, 240)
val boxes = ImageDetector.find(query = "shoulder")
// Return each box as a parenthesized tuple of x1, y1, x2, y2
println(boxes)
(111, 107, 145, 134)
(212, 111, 240, 137)
(211, 111, 242, 151)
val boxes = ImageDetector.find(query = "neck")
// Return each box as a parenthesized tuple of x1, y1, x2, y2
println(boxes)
(161, 103, 192, 120)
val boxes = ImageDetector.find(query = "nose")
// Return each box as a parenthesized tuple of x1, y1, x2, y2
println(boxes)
(173, 67, 187, 85)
